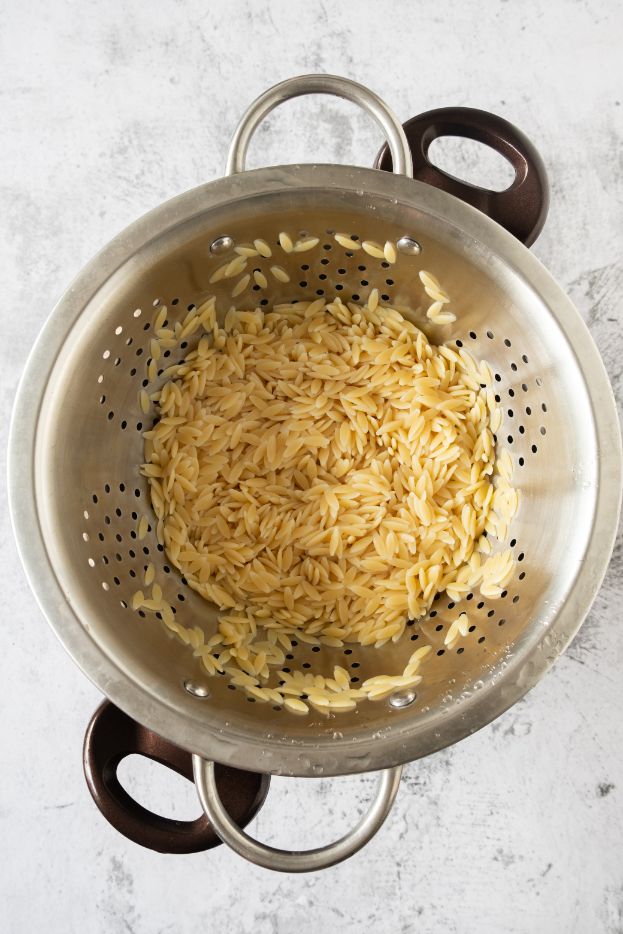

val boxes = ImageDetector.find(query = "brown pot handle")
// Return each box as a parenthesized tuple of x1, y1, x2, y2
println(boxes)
(374, 107, 549, 246)
(83, 701, 270, 854)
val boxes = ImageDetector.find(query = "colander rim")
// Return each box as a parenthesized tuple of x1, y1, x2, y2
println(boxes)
(8, 163, 622, 776)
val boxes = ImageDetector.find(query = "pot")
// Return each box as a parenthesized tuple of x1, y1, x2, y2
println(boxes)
(9, 75, 621, 872)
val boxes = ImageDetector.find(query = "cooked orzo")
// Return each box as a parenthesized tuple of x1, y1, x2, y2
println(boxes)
(136, 288, 518, 713)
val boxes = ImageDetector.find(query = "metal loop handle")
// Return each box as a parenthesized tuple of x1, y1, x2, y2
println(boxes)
(226, 74, 413, 179)
(193, 755, 403, 872)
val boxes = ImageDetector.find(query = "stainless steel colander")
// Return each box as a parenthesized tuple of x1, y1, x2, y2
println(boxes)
(9, 75, 622, 872)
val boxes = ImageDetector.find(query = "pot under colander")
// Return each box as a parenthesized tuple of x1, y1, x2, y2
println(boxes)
(10, 75, 621, 872)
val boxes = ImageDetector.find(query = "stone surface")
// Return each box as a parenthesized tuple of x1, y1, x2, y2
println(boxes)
(1, 1, 622, 931)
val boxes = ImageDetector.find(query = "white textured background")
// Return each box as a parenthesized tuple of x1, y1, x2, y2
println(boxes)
(2, 1, 623, 932)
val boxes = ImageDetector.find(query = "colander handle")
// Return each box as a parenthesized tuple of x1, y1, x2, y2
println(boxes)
(83, 701, 270, 854)
(374, 107, 549, 246)
(226, 74, 414, 178)
(193, 755, 403, 872)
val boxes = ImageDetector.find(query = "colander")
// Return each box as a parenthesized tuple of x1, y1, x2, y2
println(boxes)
(9, 75, 622, 873)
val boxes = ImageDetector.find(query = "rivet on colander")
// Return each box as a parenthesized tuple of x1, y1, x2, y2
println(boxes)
(389, 689, 417, 708)
(183, 680, 210, 699)
(396, 236, 422, 256)
(209, 235, 234, 255)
